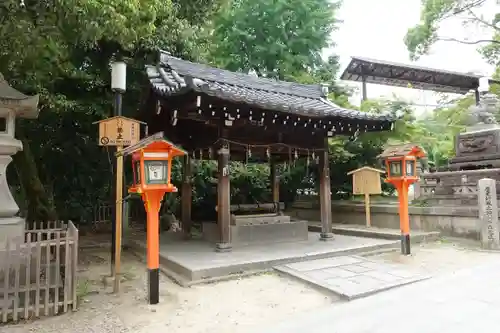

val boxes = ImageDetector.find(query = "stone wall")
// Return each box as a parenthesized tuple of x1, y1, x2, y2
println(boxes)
(287, 199, 483, 240)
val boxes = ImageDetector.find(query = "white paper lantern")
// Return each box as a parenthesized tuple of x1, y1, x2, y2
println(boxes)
(111, 61, 127, 92)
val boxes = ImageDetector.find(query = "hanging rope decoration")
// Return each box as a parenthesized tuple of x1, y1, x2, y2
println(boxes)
(189, 137, 324, 177)
(195, 138, 325, 154)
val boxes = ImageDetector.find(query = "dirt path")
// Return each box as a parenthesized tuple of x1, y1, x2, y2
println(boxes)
(368, 237, 500, 275)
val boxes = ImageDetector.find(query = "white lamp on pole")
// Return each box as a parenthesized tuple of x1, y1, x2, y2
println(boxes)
(111, 61, 127, 93)
(109, 60, 127, 292)
(478, 77, 490, 93)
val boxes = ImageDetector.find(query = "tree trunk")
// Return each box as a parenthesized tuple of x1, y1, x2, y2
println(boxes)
(12, 125, 57, 222)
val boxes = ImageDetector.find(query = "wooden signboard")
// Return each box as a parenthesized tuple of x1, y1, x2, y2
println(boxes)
(347, 166, 385, 227)
(93, 116, 144, 146)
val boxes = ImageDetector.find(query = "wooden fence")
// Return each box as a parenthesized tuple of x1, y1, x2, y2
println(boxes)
(0, 221, 79, 323)
(90, 203, 145, 231)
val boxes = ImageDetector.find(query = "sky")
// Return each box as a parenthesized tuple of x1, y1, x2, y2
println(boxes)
(330, 0, 497, 114)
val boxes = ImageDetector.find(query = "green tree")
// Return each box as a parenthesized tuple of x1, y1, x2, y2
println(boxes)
(210, 0, 341, 80)
(1, 0, 223, 221)
(405, 0, 500, 64)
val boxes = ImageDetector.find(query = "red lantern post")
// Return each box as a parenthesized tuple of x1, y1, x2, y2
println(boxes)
(379, 145, 426, 255)
(118, 132, 186, 304)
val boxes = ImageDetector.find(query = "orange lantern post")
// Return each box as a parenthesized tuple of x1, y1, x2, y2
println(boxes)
(117, 132, 187, 304)
(379, 145, 426, 255)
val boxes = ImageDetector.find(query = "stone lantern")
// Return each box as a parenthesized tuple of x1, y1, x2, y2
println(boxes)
(0, 73, 39, 244)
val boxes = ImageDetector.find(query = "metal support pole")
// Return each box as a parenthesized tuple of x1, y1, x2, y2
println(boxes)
(111, 92, 122, 274)
(114, 145, 124, 292)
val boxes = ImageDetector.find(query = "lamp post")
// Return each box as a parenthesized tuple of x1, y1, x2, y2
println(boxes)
(478, 77, 489, 94)
(111, 61, 126, 292)
(476, 77, 489, 105)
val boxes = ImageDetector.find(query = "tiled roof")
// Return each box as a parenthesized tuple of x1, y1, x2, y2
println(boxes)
(378, 144, 426, 158)
(146, 51, 395, 122)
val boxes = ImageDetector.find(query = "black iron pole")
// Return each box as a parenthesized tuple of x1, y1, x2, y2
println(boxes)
(111, 92, 123, 271)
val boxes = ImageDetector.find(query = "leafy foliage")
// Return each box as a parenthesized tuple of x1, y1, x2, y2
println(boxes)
(210, 0, 341, 80)
(405, 0, 499, 63)
(5, 0, 482, 225)
(1, 0, 223, 221)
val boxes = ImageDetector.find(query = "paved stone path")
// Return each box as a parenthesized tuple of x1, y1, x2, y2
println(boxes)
(275, 255, 429, 299)
(259, 259, 500, 333)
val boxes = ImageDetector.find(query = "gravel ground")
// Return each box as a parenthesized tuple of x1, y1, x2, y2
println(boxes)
(2, 237, 499, 333)
(0, 250, 334, 333)
(367, 237, 500, 275)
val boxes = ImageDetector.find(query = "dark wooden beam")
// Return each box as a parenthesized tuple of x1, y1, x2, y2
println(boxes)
(181, 155, 193, 236)
(270, 158, 280, 211)
(319, 137, 333, 241)
(216, 144, 231, 252)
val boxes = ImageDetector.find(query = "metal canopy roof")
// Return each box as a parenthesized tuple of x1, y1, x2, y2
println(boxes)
(340, 56, 500, 95)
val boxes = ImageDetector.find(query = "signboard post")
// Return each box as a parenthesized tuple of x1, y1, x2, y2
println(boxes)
(347, 167, 384, 227)
(94, 116, 145, 292)
(94, 116, 143, 147)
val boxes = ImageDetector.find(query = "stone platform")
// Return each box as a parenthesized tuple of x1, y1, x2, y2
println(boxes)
(275, 255, 429, 300)
(127, 232, 400, 286)
(309, 223, 440, 243)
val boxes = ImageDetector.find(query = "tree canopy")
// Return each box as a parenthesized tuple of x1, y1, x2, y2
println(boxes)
(405, 0, 500, 64)
(4, 0, 498, 225)
(210, 0, 341, 81)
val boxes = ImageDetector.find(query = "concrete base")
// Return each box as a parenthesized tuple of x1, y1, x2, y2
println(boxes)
(0, 217, 24, 246)
(320, 232, 334, 241)
(215, 242, 232, 252)
(202, 219, 309, 246)
(128, 232, 400, 286)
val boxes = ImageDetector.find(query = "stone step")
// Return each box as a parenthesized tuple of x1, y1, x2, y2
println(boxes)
(308, 223, 440, 243)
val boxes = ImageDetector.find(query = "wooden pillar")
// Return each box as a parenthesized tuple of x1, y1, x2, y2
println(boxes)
(270, 158, 280, 212)
(216, 146, 231, 252)
(319, 138, 334, 241)
(181, 155, 193, 237)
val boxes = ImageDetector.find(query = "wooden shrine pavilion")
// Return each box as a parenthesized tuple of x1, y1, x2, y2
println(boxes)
(140, 50, 397, 251)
